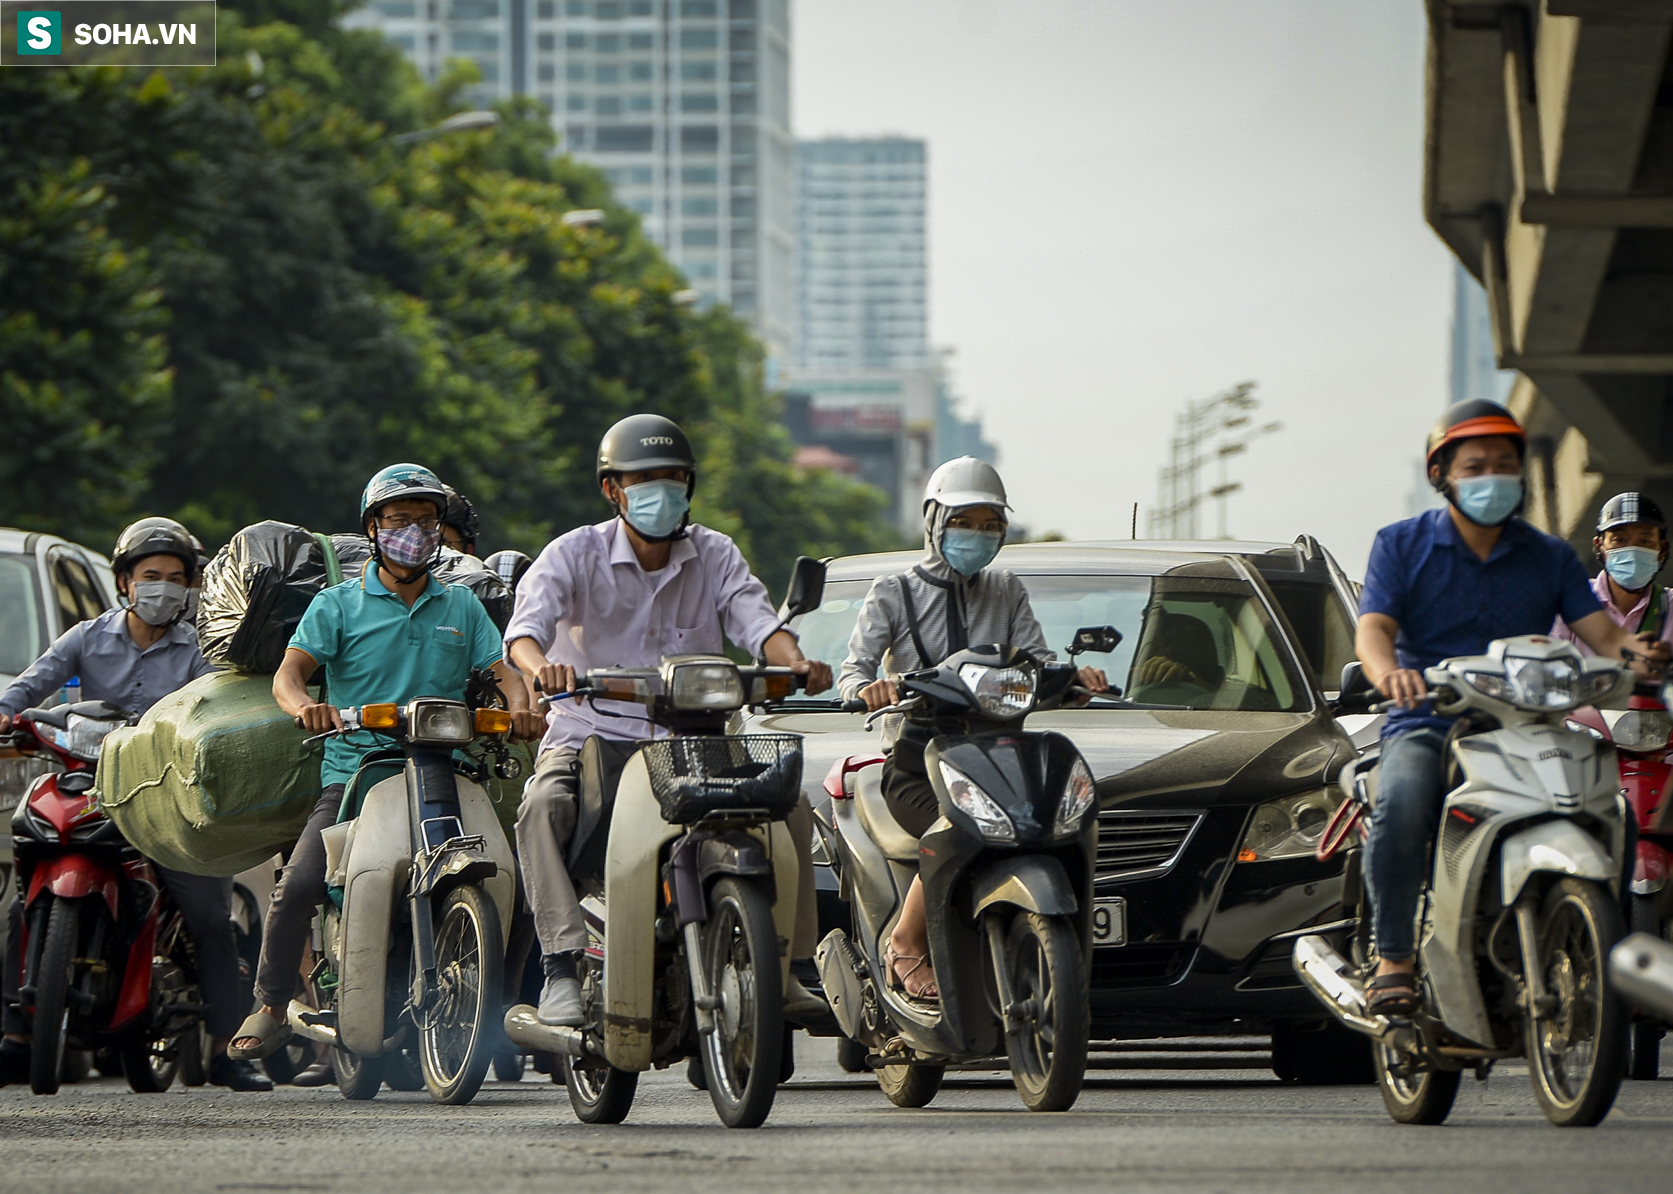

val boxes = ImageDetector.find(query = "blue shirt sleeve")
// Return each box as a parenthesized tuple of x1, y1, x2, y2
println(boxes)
(462, 591, 504, 672)
(289, 589, 343, 666)
(0, 622, 85, 715)
(1358, 525, 1407, 623)
(1554, 539, 1605, 627)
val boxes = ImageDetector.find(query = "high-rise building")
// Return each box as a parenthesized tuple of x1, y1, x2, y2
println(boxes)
(1450, 261, 1515, 407)
(792, 137, 928, 373)
(344, 0, 795, 358)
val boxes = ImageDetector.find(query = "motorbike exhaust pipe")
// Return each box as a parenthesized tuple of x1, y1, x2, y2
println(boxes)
(1611, 932, 1673, 1024)
(286, 999, 338, 1046)
(1291, 934, 1401, 1043)
(503, 1003, 594, 1059)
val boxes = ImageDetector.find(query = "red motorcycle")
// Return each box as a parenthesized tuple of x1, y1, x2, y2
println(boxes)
(1568, 691, 1673, 1079)
(6, 701, 207, 1094)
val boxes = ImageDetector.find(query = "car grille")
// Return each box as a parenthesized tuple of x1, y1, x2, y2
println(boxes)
(1095, 810, 1203, 886)
(1091, 944, 1196, 988)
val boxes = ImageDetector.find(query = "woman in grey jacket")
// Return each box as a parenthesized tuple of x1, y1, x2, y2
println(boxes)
(838, 458, 1106, 998)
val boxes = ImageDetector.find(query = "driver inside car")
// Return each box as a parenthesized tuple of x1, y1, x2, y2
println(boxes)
(839, 458, 1108, 1000)
(1132, 611, 1225, 693)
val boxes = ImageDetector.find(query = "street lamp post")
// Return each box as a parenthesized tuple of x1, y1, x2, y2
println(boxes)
(1150, 381, 1260, 539)
(391, 110, 502, 145)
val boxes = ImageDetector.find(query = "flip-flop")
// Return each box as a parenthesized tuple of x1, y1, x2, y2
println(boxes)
(228, 1010, 292, 1061)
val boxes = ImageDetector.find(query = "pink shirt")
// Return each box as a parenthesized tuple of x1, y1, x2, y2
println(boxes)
(1551, 571, 1673, 656)
(504, 519, 786, 752)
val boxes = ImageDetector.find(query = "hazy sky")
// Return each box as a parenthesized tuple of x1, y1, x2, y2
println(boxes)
(793, 0, 1451, 577)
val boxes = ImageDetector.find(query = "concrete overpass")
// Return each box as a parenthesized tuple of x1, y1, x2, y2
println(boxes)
(1426, 0, 1673, 546)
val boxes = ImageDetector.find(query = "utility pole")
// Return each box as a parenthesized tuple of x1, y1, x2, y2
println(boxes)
(1148, 382, 1280, 539)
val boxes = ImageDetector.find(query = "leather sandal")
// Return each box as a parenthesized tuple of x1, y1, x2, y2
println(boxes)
(882, 943, 939, 1002)
(1366, 971, 1420, 1016)
(228, 1010, 292, 1061)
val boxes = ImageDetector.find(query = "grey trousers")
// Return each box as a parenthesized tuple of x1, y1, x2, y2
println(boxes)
(515, 745, 819, 961)
(254, 784, 344, 1010)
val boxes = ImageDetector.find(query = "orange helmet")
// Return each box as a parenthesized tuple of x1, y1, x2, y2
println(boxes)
(1425, 399, 1526, 470)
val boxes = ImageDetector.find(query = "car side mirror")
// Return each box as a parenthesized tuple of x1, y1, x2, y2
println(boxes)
(783, 555, 827, 620)
(1067, 625, 1122, 658)
(1332, 661, 1376, 713)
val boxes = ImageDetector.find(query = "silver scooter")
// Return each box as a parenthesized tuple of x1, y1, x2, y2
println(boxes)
(1294, 634, 1633, 1126)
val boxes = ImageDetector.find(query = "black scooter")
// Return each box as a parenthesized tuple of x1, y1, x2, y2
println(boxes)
(814, 629, 1114, 1111)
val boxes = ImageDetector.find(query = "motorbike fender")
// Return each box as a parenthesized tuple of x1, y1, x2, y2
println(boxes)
(337, 774, 411, 1057)
(455, 777, 516, 947)
(969, 854, 1079, 920)
(1500, 819, 1617, 906)
(107, 915, 157, 1031)
(26, 855, 120, 919)
(697, 834, 774, 884)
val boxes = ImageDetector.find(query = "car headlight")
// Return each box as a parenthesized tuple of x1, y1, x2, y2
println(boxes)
(406, 700, 473, 745)
(1053, 756, 1096, 837)
(957, 662, 1037, 720)
(667, 662, 746, 711)
(1611, 709, 1673, 752)
(937, 759, 1016, 843)
(1237, 789, 1340, 862)
(1466, 656, 1617, 713)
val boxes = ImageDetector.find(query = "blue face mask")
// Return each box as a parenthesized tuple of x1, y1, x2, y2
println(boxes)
(1605, 545, 1661, 592)
(1453, 474, 1522, 527)
(941, 528, 1004, 576)
(621, 478, 689, 539)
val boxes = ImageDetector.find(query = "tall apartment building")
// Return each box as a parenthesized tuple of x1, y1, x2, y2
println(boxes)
(792, 137, 928, 373)
(344, 0, 795, 358)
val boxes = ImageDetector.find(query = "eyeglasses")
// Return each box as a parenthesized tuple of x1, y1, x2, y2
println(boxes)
(378, 515, 441, 531)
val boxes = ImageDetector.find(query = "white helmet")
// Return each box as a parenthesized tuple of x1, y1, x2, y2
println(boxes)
(923, 456, 1009, 513)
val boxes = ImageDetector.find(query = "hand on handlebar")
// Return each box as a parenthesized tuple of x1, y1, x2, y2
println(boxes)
(858, 678, 898, 712)
(1623, 633, 1672, 679)
(531, 662, 578, 699)
(294, 701, 343, 735)
(792, 658, 833, 695)
(511, 709, 547, 741)
(0, 712, 10, 735)
(1378, 668, 1428, 710)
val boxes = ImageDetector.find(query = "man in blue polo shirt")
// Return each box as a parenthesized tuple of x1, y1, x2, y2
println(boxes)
(1355, 401, 1668, 1015)
(231, 464, 540, 1060)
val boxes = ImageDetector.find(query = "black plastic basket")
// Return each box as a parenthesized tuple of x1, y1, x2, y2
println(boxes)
(640, 734, 804, 824)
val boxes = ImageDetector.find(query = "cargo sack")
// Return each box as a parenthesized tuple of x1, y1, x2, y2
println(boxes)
(198, 522, 329, 673)
(96, 671, 325, 877)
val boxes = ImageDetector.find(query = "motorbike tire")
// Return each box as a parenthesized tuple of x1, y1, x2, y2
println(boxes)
(29, 897, 79, 1096)
(563, 1055, 639, 1123)
(418, 884, 502, 1105)
(178, 1024, 209, 1087)
(836, 1035, 870, 1073)
(384, 1044, 425, 1091)
(695, 877, 784, 1129)
(1525, 878, 1628, 1126)
(877, 1062, 944, 1108)
(1627, 893, 1664, 1081)
(493, 1051, 526, 1083)
(1270, 1020, 1376, 1085)
(1001, 911, 1089, 1113)
(1373, 1043, 1460, 1124)
(332, 1043, 384, 1100)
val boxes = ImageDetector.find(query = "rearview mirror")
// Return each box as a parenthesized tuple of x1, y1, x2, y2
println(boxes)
(1331, 661, 1376, 713)
(1067, 625, 1122, 657)
(783, 555, 827, 620)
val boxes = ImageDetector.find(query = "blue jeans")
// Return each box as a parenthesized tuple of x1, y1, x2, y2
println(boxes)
(1363, 727, 1448, 962)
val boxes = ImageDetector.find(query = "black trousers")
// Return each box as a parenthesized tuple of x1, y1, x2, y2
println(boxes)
(4, 866, 243, 1037)
(882, 757, 939, 839)
(254, 784, 344, 1009)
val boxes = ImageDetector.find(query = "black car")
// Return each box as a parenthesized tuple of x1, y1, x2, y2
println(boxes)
(754, 536, 1381, 1083)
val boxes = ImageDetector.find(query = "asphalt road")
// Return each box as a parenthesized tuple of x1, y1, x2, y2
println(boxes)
(6, 1038, 1673, 1194)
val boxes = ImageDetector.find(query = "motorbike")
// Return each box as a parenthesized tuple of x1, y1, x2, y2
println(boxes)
(285, 691, 518, 1104)
(811, 629, 1112, 1113)
(6, 701, 209, 1095)
(1294, 635, 1633, 1127)
(502, 654, 812, 1129)
(1565, 688, 1673, 1078)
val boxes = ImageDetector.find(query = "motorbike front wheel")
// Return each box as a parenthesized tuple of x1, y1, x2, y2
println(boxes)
(29, 897, 78, 1096)
(1000, 911, 1089, 1113)
(332, 1042, 385, 1100)
(419, 884, 503, 1105)
(1373, 1043, 1460, 1124)
(695, 876, 784, 1128)
(877, 1062, 944, 1107)
(1525, 878, 1628, 1126)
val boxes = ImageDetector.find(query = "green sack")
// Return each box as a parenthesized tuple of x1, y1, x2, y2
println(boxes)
(96, 671, 324, 877)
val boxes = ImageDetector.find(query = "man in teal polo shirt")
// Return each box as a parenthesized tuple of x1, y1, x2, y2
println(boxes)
(232, 464, 538, 1060)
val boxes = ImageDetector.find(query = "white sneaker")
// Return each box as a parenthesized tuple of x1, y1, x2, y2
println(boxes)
(538, 975, 583, 1026)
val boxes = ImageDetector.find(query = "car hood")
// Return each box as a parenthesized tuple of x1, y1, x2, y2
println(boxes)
(746, 706, 1350, 812)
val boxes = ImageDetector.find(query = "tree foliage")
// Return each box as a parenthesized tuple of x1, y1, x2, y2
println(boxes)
(0, 9, 902, 594)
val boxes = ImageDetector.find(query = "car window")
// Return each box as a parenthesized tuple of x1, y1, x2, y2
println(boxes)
(60, 553, 107, 620)
(0, 553, 47, 674)
(1261, 577, 1357, 693)
(49, 551, 104, 628)
(794, 580, 877, 670)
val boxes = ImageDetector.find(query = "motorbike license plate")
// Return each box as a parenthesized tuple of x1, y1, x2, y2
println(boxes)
(1091, 897, 1127, 947)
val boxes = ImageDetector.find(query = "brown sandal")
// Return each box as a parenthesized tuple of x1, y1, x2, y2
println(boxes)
(1366, 971, 1420, 1016)
(883, 943, 939, 1001)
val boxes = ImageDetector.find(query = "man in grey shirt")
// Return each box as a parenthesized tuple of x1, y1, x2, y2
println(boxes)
(0, 518, 271, 1090)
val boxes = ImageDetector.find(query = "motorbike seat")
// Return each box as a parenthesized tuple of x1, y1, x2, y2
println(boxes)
(853, 765, 921, 863)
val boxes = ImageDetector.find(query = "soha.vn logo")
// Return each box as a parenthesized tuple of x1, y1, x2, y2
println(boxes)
(17, 11, 61, 54)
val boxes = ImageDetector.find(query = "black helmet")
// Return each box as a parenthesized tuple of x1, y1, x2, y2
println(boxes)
(441, 484, 480, 547)
(596, 414, 697, 494)
(1597, 492, 1666, 536)
(112, 517, 198, 580)
(484, 549, 533, 593)
(1425, 399, 1527, 475)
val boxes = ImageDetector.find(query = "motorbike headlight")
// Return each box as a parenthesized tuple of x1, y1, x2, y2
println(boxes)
(667, 661, 746, 711)
(1467, 657, 1617, 713)
(937, 759, 1016, 843)
(1611, 709, 1673, 752)
(1052, 756, 1096, 837)
(18, 802, 59, 844)
(957, 662, 1037, 720)
(1237, 789, 1340, 862)
(405, 700, 473, 745)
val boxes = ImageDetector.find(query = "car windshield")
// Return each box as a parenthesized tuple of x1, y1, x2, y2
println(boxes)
(0, 552, 46, 675)
(791, 562, 1310, 712)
